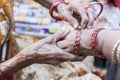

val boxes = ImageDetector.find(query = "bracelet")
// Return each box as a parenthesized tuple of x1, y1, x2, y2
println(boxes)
(50, 2, 103, 21)
(90, 28, 105, 58)
(73, 27, 82, 55)
(49, 2, 67, 21)
(0, 69, 13, 80)
(112, 40, 120, 63)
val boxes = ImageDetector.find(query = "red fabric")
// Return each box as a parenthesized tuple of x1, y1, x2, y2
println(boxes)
(107, 0, 120, 8)
(115, 0, 120, 8)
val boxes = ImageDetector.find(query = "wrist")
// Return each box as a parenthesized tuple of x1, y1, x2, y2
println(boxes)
(0, 53, 31, 78)
(96, 30, 106, 56)
(79, 29, 94, 56)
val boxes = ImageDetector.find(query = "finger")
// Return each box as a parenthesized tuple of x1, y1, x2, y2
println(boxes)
(60, 52, 84, 61)
(72, 56, 85, 61)
(53, 30, 70, 42)
(64, 48, 72, 52)
(69, 4, 89, 28)
(86, 8, 95, 29)
(57, 40, 68, 49)
(59, 8, 79, 29)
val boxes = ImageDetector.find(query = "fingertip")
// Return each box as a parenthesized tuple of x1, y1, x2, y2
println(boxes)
(74, 56, 85, 61)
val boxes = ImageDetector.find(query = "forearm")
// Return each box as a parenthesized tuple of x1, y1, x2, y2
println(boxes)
(0, 54, 31, 78)
(80, 29, 120, 59)
(34, 0, 64, 9)
(97, 30, 120, 59)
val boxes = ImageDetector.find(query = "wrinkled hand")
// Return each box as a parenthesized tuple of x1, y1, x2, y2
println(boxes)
(19, 31, 84, 65)
(57, 30, 94, 56)
(57, 1, 94, 29)
(57, 30, 76, 53)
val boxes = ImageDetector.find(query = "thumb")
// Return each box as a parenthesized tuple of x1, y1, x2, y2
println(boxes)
(60, 51, 84, 61)
(53, 30, 70, 42)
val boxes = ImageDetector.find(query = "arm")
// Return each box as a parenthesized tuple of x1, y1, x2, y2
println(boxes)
(34, 0, 95, 29)
(34, 0, 64, 9)
(80, 29, 120, 59)
(0, 54, 31, 78)
(0, 31, 82, 79)
(96, 30, 120, 58)
(57, 29, 120, 59)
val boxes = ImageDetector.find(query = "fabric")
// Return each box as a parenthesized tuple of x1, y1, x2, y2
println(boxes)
(0, 0, 12, 60)
(0, 0, 19, 61)
(107, 0, 120, 8)
(0, 0, 20, 79)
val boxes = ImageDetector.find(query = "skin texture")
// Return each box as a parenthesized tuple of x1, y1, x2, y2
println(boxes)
(35, 0, 94, 29)
(0, 31, 84, 78)
(57, 29, 120, 59)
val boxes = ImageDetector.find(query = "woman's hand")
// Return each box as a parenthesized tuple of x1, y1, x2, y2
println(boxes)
(57, 30, 76, 53)
(57, 1, 94, 29)
(0, 31, 85, 78)
(19, 30, 84, 65)
(57, 30, 94, 56)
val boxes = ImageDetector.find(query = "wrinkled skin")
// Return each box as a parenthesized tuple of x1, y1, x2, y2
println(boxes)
(57, 1, 94, 29)
(57, 30, 94, 56)
(19, 31, 84, 65)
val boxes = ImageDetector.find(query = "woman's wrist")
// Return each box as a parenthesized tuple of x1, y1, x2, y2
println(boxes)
(79, 29, 94, 56)
(79, 29, 106, 57)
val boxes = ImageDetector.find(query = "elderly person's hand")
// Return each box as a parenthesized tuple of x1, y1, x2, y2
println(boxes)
(57, 1, 94, 29)
(57, 30, 94, 56)
(20, 30, 84, 65)
(0, 30, 84, 78)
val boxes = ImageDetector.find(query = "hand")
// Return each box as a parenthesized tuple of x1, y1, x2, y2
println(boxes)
(57, 1, 95, 29)
(57, 30, 94, 56)
(57, 30, 76, 53)
(0, 30, 85, 77)
(19, 30, 84, 65)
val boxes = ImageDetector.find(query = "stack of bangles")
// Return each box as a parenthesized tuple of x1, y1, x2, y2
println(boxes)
(112, 39, 120, 63)
(73, 28, 106, 57)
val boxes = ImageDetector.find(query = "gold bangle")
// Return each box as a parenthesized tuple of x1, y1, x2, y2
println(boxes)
(116, 43, 120, 63)
(112, 40, 120, 62)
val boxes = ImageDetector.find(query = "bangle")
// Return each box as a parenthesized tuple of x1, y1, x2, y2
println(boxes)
(73, 27, 82, 55)
(90, 28, 105, 58)
(112, 40, 120, 63)
(50, 2, 103, 21)
(49, 2, 67, 21)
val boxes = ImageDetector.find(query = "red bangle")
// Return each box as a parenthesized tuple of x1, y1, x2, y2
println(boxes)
(49, 2, 67, 21)
(85, 2, 103, 18)
(50, 2, 103, 21)
(73, 27, 82, 55)
(90, 28, 105, 58)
